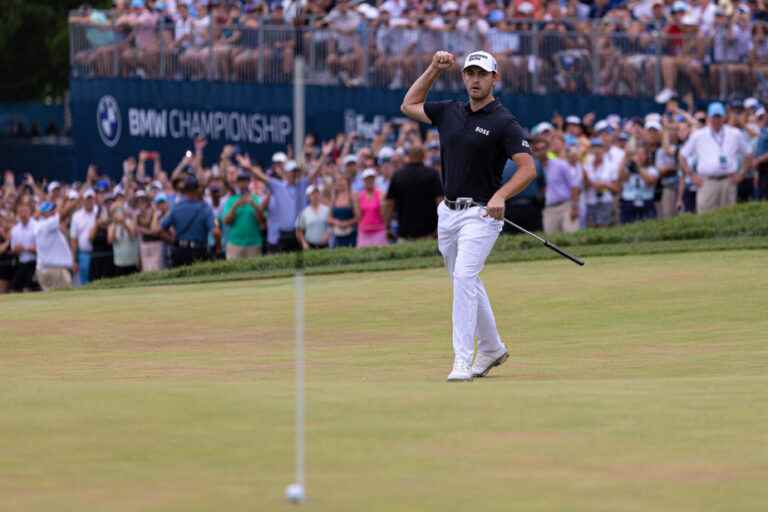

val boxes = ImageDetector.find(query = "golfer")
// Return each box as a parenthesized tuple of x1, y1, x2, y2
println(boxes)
(401, 50, 536, 382)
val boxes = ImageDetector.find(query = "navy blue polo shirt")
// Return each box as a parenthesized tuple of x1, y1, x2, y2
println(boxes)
(424, 98, 531, 203)
(161, 198, 214, 243)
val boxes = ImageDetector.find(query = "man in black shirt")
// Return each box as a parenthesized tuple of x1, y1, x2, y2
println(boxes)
(401, 49, 536, 382)
(384, 145, 444, 240)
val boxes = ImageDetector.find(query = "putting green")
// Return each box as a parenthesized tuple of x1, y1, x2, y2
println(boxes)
(2, 250, 767, 511)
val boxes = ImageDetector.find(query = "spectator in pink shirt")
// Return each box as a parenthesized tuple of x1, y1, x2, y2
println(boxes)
(354, 168, 388, 247)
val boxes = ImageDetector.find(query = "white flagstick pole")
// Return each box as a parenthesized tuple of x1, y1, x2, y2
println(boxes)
(285, 48, 307, 504)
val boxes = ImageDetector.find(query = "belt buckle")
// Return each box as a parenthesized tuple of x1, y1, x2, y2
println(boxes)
(456, 197, 474, 210)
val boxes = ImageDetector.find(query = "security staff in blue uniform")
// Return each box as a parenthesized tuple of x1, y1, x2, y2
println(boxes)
(161, 174, 214, 267)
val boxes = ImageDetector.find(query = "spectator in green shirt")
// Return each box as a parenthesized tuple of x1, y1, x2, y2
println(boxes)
(222, 171, 265, 259)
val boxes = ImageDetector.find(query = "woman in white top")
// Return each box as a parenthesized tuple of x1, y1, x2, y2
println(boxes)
(296, 186, 331, 250)
(618, 145, 659, 224)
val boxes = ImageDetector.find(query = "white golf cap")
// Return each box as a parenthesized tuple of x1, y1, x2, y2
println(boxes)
(67, 189, 80, 200)
(83, 189, 95, 198)
(644, 120, 662, 131)
(645, 112, 662, 123)
(565, 115, 581, 125)
(47, 181, 61, 193)
(531, 122, 554, 135)
(377, 146, 395, 161)
(756, 107, 767, 117)
(745, 97, 761, 109)
(463, 51, 498, 74)
(441, 1, 459, 13)
(594, 119, 611, 132)
(272, 151, 288, 163)
(671, 0, 689, 12)
(305, 185, 318, 196)
(284, 160, 298, 172)
(135, 189, 148, 198)
(342, 154, 358, 165)
(517, 1, 534, 14)
(361, 168, 377, 179)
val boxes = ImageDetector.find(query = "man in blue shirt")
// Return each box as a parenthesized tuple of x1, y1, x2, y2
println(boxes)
(501, 137, 545, 234)
(160, 174, 214, 267)
(238, 155, 311, 253)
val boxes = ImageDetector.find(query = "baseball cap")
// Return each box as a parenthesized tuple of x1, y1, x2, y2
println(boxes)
(272, 151, 288, 163)
(565, 115, 581, 125)
(590, 138, 604, 147)
(441, 1, 459, 13)
(236, 169, 251, 181)
(39, 201, 56, 214)
(47, 181, 61, 193)
(154, 193, 168, 204)
(517, 1, 534, 14)
(305, 185, 318, 196)
(342, 155, 358, 165)
(594, 120, 612, 133)
(361, 168, 377, 179)
(135, 190, 148, 199)
(130, 0, 145, 8)
(463, 51, 498, 73)
(671, 1, 689, 13)
(745, 97, 761, 110)
(729, 98, 744, 109)
(531, 122, 554, 135)
(708, 102, 726, 117)
(756, 107, 767, 118)
(94, 179, 110, 192)
(644, 120, 662, 131)
(377, 146, 395, 161)
(618, 131, 631, 140)
(284, 160, 298, 172)
(67, 189, 80, 200)
(182, 174, 199, 191)
(83, 189, 95, 198)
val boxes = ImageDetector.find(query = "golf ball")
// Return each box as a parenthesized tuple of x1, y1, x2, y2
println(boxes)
(285, 483, 305, 503)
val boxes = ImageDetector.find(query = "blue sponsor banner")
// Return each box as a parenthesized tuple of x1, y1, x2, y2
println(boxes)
(70, 78, 660, 181)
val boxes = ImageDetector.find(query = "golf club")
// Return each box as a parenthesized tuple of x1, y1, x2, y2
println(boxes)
(475, 202, 585, 266)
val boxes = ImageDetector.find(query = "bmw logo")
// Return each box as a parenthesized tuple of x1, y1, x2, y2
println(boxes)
(96, 95, 121, 147)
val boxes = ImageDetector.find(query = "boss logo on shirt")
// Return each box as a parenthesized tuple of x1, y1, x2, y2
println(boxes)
(475, 126, 490, 136)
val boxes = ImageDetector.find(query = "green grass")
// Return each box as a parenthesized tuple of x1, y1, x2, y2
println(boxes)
(2, 250, 768, 511)
(88, 202, 768, 289)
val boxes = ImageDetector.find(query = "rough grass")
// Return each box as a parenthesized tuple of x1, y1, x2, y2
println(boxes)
(2, 250, 768, 511)
(87, 202, 768, 289)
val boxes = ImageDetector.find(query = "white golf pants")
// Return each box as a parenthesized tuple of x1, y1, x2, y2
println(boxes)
(437, 202, 506, 365)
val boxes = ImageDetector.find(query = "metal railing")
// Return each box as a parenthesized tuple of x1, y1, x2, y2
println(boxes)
(69, 17, 768, 100)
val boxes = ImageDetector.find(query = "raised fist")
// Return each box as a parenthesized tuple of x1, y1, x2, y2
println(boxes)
(432, 51, 455, 71)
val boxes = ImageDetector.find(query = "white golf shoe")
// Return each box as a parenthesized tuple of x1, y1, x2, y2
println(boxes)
(446, 359, 473, 382)
(472, 349, 509, 378)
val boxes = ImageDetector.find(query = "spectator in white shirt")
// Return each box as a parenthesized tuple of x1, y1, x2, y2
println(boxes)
(34, 202, 76, 291)
(70, 189, 98, 285)
(680, 102, 753, 213)
(295, 186, 331, 250)
(583, 138, 620, 227)
(10, 203, 39, 292)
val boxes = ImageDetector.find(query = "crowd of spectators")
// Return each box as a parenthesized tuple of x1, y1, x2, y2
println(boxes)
(2, 96, 767, 293)
(70, 0, 768, 100)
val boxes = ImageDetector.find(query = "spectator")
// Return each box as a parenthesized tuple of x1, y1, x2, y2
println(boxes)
(753, 108, 768, 199)
(296, 186, 331, 250)
(89, 194, 117, 281)
(160, 174, 214, 266)
(679, 102, 753, 213)
(0, 218, 12, 293)
(70, 189, 98, 285)
(326, 0, 364, 86)
(354, 169, 388, 247)
(583, 138, 620, 227)
(655, 116, 683, 218)
(237, 155, 309, 253)
(384, 145, 443, 241)
(10, 203, 38, 292)
(134, 190, 165, 271)
(502, 137, 545, 233)
(618, 145, 659, 223)
(221, 170, 265, 259)
(328, 176, 357, 247)
(34, 201, 76, 291)
(543, 143, 582, 234)
(108, 200, 140, 277)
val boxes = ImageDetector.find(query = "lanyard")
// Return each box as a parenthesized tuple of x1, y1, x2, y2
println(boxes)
(710, 128, 726, 152)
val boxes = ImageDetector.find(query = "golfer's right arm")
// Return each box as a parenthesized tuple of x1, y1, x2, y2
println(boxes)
(401, 51, 454, 124)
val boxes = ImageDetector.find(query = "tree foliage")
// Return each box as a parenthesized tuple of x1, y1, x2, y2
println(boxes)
(0, 0, 109, 102)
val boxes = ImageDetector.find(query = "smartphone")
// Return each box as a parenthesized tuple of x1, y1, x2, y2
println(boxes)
(185, 150, 193, 158)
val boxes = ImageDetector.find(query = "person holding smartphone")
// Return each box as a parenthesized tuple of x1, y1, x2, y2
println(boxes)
(221, 170, 265, 259)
